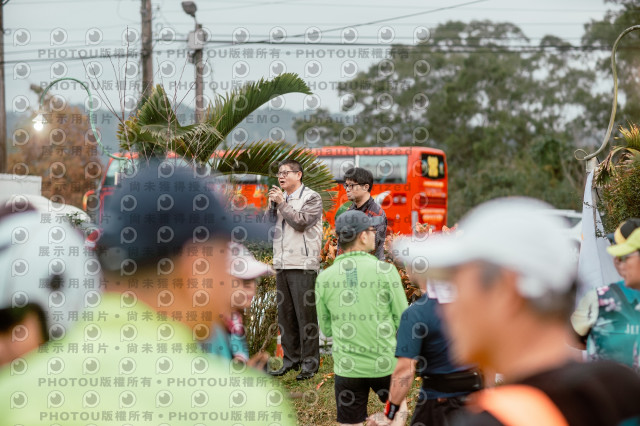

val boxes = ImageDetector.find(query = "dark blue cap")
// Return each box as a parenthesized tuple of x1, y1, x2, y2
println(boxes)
(335, 210, 383, 245)
(97, 159, 270, 271)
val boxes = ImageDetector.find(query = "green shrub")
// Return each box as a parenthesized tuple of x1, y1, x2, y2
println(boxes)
(243, 242, 279, 356)
(598, 159, 640, 233)
(595, 124, 640, 233)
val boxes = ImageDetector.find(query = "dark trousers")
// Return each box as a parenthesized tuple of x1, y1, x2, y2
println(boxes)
(410, 396, 466, 426)
(276, 269, 320, 372)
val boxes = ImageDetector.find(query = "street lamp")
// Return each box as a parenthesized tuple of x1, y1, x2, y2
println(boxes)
(181, 1, 197, 18)
(182, 1, 205, 124)
(32, 113, 45, 131)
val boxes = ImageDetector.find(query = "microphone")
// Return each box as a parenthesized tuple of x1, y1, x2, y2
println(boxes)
(268, 192, 278, 220)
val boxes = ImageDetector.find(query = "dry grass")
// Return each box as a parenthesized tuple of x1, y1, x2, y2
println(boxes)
(277, 355, 422, 425)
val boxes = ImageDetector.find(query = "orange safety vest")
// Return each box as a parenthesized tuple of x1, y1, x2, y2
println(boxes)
(468, 385, 568, 426)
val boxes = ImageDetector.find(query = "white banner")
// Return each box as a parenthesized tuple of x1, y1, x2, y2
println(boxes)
(577, 170, 622, 300)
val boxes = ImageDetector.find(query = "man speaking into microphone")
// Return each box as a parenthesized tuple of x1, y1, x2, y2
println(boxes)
(268, 159, 323, 381)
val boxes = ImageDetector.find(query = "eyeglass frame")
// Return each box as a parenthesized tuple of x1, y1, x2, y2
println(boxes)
(617, 251, 640, 263)
(343, 183, 363, 190)
(275, 170, 301, 178)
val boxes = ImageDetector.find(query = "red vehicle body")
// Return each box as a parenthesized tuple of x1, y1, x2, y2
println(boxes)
(313, 146, 448, 233)
(85, 146, 448, 234)
(83, 152, 138, 224)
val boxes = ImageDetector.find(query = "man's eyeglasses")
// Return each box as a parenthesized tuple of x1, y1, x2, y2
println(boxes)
(617, 251, 639, 263)
(343, 183, 361, 190)
(275, 170, 300, 178)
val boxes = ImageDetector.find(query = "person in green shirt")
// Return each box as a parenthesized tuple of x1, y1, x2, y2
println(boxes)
(316, 210, 408, 425)
(0, 161, 296, 425)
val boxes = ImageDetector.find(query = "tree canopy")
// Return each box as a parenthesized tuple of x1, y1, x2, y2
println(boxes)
(295, 19, 619, 223)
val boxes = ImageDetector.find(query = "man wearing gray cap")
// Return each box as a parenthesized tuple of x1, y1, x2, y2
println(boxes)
(394, 197, 640, 426)
(316, 210, 408, 425)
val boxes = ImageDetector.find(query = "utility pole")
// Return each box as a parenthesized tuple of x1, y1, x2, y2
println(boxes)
(0, 1, 7, 173)
(194, 23, 204, 124)
(182, 1, 204, 124)
(140, 0, 153, 99)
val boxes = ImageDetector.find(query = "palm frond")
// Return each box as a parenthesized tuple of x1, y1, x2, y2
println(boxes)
(594, 125, 640, 186)
(195, 73, 312, 156)
(213, 140, 336, 211)
(594, 145, 640, 186)
(137, 85, 180, 136)
(118, 84, 183, 156)
(118, 75, 312, 164)
(618, 123, 640, 150)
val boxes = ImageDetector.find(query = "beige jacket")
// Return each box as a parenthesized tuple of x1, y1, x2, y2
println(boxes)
(272, 184, 323, 270)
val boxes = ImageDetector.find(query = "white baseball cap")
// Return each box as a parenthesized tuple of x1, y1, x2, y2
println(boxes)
(395, 197, 578, 299)
(228, 243, 273, 280)
(0, 200, 100, 339)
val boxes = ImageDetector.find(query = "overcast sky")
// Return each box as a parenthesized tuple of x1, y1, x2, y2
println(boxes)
(4, 0, 613, 118)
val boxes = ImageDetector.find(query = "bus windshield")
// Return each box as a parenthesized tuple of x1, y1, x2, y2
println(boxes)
(104, 159, 128, 187)
(317, 156, 356, 182)
(231, 174, 268, 184)
(358, 155, 407, 184)
(104, 156, 196, 187)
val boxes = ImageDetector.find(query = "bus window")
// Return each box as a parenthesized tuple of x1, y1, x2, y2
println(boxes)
(103, 161, 120, 188)
(421, 154, 445, 179)
(317, 156, 356, 182)
(104, 158, 139, 187)
(232, 174, 260, 184)
(358, 155, 407, 183)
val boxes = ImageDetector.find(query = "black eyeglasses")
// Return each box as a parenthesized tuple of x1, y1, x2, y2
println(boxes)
(343, 183, 362, 190)
(275, 170, 300, 178)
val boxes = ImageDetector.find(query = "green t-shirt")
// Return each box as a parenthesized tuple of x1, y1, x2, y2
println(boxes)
(315, 251, 408, 378)
(0, 292, 296, 425)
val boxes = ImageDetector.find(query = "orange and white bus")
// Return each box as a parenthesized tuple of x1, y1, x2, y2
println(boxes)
(312, 146, 448, 234)
(229, 146, 448, 234)
(86, 146, 448, 235)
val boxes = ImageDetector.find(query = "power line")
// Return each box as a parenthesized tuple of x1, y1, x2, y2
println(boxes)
(10, 20, 618, 30)
(196, 3, 610, 12)
(195, 0, 302, 12)
(2, 42, 635, 66)
(8, 0, 121, 4)
(201, 0, 489, 50)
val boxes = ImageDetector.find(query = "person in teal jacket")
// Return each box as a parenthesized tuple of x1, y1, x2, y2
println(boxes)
(316, 210, 408, 425)
(572, 218, 640, 371)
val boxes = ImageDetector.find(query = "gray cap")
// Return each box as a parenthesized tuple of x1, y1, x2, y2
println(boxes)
(335, 210, 383, 245)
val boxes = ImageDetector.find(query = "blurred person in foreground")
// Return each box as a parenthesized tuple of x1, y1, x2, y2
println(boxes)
(368, 270, 482, 426)
(396, 197, 640, 426)
(0, 161, 296, 425)
(316, 210, 408, 426)
(0, 200, 98, 366)
(571, 218, 640, 370)
(268, 159, 322, 380)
